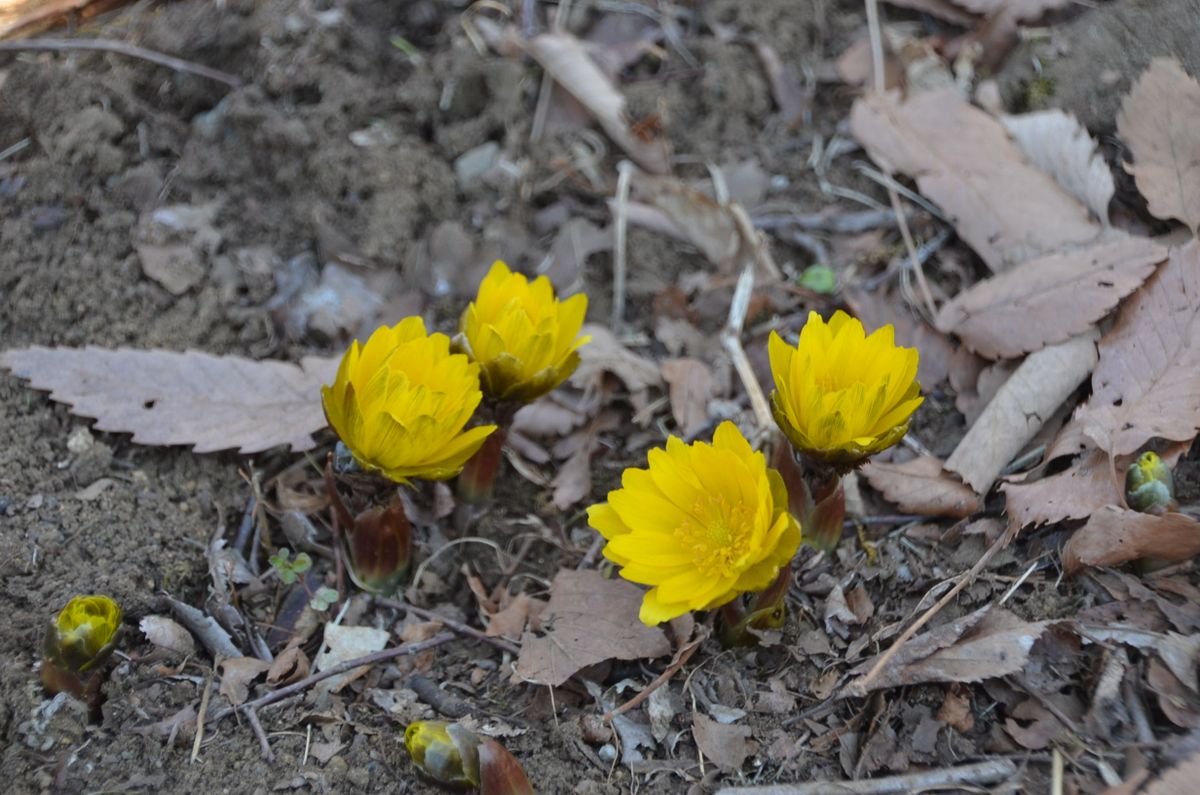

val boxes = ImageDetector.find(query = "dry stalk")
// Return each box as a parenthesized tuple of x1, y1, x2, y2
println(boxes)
(0, 38, 241, 87)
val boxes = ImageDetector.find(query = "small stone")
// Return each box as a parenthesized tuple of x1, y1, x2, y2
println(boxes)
(454, 142, 500, 191)
(67, 426, 94, 455)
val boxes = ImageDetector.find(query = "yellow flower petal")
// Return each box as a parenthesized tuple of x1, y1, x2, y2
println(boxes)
(458, 260, 590, 403)
(321, 320, 496, 483)
(769, 312, 923, 468)
(586, 421, 802, 626)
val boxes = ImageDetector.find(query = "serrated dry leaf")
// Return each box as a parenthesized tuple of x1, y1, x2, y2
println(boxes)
(313, 624, 390, 693)
(861, 456, 981, 518)
(1117, 58, 1200, 235)
(218, 657, 271, 706)
(139, 615, 196, 657)
(660, 358, 717, 439)
(1002, 110, 1115, 224)
(627, 171, 741, 270)
(523, 32, 670, 174)
(0, 347, 338, 454)
(571, 324, 663, 394)
(846, 605, 1049, 695)
(693, 714, 751, 770)
(1142, 750, 1200, 795)
(515, 569, 670, 686)
(945, 331, 1098, 494)
(936, 236, 1166, 359)
(1001, 449, 1120, 528)
(1062, 507, 1200, 574)
(1076, 241, 1200, 457)
(850, 88, 1100, 272)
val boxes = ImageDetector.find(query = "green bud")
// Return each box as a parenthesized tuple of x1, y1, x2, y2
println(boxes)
(1126, 451, 1176, 515)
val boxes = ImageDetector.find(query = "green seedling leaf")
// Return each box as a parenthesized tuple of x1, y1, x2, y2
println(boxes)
(310, 586, 339, 612)
(798, 264, 837, 294)
(269, 549, 312, 585)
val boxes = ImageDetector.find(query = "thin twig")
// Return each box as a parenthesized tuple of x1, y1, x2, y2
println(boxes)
(374, 597, 521, 655)
(210, 633, 455, 724)
(721, 265, 774, 434)
(714, 758, 1018, 795)
(847, 522, 1017, 695)
(612, 160, 634, 330)
(190, 654, 221, 764)
(603, 636, 703, 722)
(863, 0, 938, 322)
(0, 38, 242, 87)
(244, 705, 275, 762)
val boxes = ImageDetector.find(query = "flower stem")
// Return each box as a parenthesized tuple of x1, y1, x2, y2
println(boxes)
(804, 471, 846, 552)
(456, 426, 508, 504)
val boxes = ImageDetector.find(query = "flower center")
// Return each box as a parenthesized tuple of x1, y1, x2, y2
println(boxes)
(675, 493, 755, 578)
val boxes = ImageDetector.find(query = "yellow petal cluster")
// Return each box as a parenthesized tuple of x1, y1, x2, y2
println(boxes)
(458, 260, 590, 403)
(769, 311, 923, 468)
(587, 422, 801, 625)
(321, 317, 496, 483)
(47, 595, 122, 674)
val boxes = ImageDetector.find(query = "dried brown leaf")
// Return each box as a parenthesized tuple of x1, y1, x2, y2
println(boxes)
(137, 243, 205, 296)
(139, 615, 196, 657)
(1001, 110, 1115, 224)
(846, 605, 1049, 695)
(692, 714, 751, 770)
(861, 456, 982, 518)
(627, 172, 741, 270)
(551, 411, 619, 510)
(0, 347, 338, 454)
(1076, 241, 1200, 456)
(571, 324, 663, 394)
(524, 33, 670, 174)
(515, 569, 670, 686)
(882, 0, 977, 26)
(1142, 749, 1200, 795)
(1117, 58, 1200, 235)
(936, 236, 1165, 359)
(850, 88, 1100, 272)
(218, 657, 271, 706)
(945, 331, 1098, 494)
(1062, 507, 1200, 574)
(660, 358, 717, 439)
(1001, 449, 1120, 528)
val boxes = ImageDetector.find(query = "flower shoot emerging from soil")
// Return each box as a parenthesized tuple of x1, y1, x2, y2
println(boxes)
(321, 317, 496, 483)
(456, 260, 590, 405)
(43, 595, 122, 698)
(1126, 451, 1176, 514)
(769, 310, 922, 469)
(404, 720, 534, 794)
(587, 421, 801, 626)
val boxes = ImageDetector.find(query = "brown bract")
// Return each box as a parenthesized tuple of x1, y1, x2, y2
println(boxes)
(936, 236, 1166, 360)
(850, 88, 1100, 272)
(1076, 241, 1200, 456)
(1117, 58, 1200, 236)
(0, 347, 338, 454)
(1062, 507, 1200, 573)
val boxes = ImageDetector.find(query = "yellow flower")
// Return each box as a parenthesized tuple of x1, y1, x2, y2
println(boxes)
(587, 422, 801, 625)
(321, 317, 496, 483)
(457, 260, 590, 403)
(769, 311, 923, 468)
(46, 595, 122, 675)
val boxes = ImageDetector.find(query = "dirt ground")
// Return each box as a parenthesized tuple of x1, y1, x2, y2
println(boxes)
(1, 1, 1197, 793)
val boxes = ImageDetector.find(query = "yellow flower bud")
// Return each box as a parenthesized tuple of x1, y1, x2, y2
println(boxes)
(43, 595, 122, 696)
(457, 261, 590, 404)
(1126, 451, 1176, 514)
(587, 422, 801, 626)
(405, 721, 481, 788)
(321, 317, 497, 483)
(404, 721, 535, 794)
(769, 311, 923, 470)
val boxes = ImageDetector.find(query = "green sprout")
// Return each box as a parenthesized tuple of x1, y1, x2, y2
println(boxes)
(309, 586, 339, 612)
(797, 264, 837, 294)
(269, 549, 312, 585)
